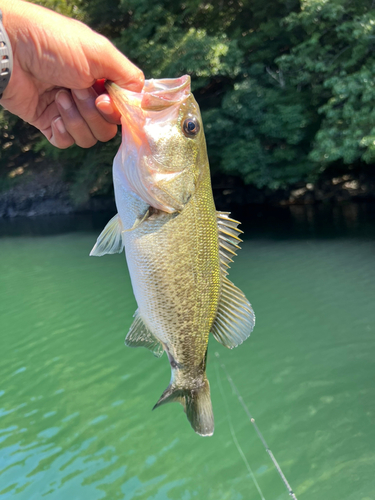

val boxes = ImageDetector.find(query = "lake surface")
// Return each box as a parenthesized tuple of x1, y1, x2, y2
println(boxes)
(1, 203, 375, 500)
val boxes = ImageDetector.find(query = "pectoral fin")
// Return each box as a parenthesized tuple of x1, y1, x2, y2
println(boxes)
(89, 214, 124, 257)
(122, 207, 150, 233)
(125, 310, 164, 358)
(211, 278, 255, 349)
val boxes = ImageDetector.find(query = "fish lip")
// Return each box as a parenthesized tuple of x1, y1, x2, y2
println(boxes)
(104, 82, 143, 113)
(105, 75, 191, 111)
(142, 75, 191, 98)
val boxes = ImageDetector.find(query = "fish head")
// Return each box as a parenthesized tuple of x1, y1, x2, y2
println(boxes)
(106, 76, 207, 213)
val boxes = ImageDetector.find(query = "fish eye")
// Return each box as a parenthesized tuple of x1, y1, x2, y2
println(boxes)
(182, 116, 200, 137)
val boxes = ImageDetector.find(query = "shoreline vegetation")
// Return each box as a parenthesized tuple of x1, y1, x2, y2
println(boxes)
(1, 0, 375, 216)
(1, 157, 374, 218)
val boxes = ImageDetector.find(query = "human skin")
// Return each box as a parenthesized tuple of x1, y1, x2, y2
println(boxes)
(0, 0, 144, 148)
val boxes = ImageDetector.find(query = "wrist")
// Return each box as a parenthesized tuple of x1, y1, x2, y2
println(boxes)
(0, 0, 29, 101)
(0, 0, 42, 101)
(0, 1, 30, 50)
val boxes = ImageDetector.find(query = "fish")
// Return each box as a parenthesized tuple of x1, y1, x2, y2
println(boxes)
(90, 75, 255, 436)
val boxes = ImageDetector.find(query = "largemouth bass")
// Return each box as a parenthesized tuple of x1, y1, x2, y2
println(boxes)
(90, 75, 255, 436)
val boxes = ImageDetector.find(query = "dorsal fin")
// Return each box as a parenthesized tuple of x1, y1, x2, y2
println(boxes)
(125, 310, 164, 358)
(213, 212, 255, 348)
(217, 212, 243, 275)
(89, 214, 124, 257)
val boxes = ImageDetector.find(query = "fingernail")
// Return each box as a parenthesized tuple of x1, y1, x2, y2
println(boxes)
(53, 117, 66, 134)
(96, 100, 114, 115)
(56, 91, 73, 110)
(73, 88, 91, 100)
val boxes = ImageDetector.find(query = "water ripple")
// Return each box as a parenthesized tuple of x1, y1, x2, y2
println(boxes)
(1, 215, 375, 499)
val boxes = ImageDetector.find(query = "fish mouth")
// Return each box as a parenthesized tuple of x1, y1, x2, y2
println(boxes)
(105, 75, 191, 112)
(141, 76, 191, 109)
(105, 75, 191, 148)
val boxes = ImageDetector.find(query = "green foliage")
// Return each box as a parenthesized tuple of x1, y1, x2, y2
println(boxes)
(0, 108, 41, 192)
(114, 0, 310, 188)
(28, 0, 86, 19)
(33, 135, 118, 205)
(116, 1, 243, 84)
(277, 0, 375, 169)
(203, 72, 312, 188)
(1, 0, 375, 202)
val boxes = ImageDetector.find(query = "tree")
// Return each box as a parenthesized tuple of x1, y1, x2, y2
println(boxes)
(277, 0, 375, 167)
(1, 0, 375, 205)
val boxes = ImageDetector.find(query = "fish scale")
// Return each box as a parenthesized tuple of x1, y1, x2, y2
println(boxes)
(126, 180, 219, 363)
(90, 75, 255, 436)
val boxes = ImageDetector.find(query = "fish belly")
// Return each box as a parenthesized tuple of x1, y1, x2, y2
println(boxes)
(120, 180, 220, 368)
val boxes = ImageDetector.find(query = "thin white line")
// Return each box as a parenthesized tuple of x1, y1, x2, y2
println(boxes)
(215, 361, 266, 500)
(215, 352, 298, 500)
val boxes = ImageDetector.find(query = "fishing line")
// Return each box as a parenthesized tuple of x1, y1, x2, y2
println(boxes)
(215, 360, 266, 500)
(215, 352, 298, 500)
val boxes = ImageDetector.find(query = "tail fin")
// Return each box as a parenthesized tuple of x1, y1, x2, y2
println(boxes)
(153, 378, 214, 436)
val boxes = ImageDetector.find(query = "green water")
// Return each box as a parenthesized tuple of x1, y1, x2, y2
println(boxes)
(1, 204, 375, 500)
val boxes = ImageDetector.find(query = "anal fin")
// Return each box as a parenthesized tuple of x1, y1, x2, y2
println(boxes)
(125, 310, 164, 358)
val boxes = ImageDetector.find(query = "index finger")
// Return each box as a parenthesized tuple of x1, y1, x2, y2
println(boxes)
(95, 93, 122, 124)
(93, 80, 121, 124)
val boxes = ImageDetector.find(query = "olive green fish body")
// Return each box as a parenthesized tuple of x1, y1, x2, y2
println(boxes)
(128, 170, 218, 359)
(90, 76, 255, 436)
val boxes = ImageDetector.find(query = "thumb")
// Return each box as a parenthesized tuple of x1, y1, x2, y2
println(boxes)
(90, 37, 144, 92)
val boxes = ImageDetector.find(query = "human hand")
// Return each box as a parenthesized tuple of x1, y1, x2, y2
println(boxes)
(0, 0, 144, 149)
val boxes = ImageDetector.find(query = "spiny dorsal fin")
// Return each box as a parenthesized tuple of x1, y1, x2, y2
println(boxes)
(125, 310, 164, 358)
(217, 212, 243, 275)
(211, 277, 255, 349)
(90, 214, 124, 257)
